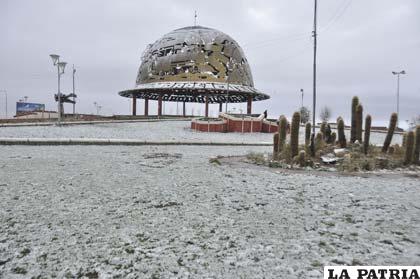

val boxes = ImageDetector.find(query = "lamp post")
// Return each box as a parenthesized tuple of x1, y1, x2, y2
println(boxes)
(0, 90, 6, 119)
(50, 54, 67, 124)
(300, 88, 304, 108)
(392, 70, 406, 127)
(93, 102, 102, 115)
(312, 0, 318, 136)
(72, 65, 76, 116)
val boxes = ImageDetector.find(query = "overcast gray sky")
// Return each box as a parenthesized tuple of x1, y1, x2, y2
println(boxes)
(1, 0, 419, 126)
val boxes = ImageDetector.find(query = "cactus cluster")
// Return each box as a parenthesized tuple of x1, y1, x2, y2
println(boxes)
(382, 113, 398, 153)
(272, 113, 303, 162)
(270, 96, 419, 170)
(363, 114, 371, 154)
(350, 96, 359, 143)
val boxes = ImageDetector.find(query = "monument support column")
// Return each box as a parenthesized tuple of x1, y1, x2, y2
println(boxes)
(219, 102, 223, 113)
(157, 95, 162, 116)
(132, 96, 137, 116)
(247, 95, 252, 115)
(183, 101, 186, 117)
(144, 96, 149, 116)
(205, 95, 209, 118)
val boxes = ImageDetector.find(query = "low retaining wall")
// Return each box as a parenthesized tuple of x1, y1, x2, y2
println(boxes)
(0, 118, 192, 128)
(191, 119, 227, 132)
(191, 113, 279, 133)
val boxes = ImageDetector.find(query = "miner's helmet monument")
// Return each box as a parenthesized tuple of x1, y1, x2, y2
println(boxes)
(118, 25, 270, 117)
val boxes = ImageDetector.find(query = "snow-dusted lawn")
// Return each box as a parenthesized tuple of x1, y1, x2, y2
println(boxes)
(0, 145, 419, 278)
(0, 120, 402, 145)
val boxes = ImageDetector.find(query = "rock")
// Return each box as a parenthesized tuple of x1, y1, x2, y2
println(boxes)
(334, 148, 348, 157)
(321, 153, 341, 164)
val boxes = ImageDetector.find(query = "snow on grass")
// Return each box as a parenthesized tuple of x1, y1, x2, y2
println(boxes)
(0, 145, 419, 278)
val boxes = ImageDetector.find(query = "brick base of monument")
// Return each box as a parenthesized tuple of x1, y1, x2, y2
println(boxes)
(191, 113, 279, 133)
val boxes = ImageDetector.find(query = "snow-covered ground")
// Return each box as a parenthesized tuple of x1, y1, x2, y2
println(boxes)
(0, 120, 402, 145)
(0, 143, 419, 278)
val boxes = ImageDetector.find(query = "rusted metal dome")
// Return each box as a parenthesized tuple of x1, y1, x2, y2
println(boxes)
(119, 26, 269, 104)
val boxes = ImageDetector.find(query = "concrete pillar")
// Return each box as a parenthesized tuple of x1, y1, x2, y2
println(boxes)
(158, 95, 162, 116)
(183, 101, 186, 117)
(144, 96, 149, 116)
(219, 102, 223, 113)
(205, 95, 209, 118)
(247, 95, 252, 115)
(132, 96, 137, 116)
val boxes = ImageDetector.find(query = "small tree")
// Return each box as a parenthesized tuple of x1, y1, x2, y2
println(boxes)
(319, 106, 332, 123)
(299, 106, 310, 124)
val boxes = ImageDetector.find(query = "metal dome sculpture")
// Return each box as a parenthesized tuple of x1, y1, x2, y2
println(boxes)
(119, 25, 270, 116)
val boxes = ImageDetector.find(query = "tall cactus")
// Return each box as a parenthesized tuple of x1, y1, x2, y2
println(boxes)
(402, 132, 407, 148)
(363, 114, 371, 154)
(404, 131, 415, 165)
(337, 117, 347, 148)
(325, 124, 332, 143)
(315, 132, 324, 152)
(305, 122, 311, 146)
(382, 113, 398, 153)
(298, 150, 306, 167)
(356, 104, 363, 142)
(310, 133, 315, 157)
(350, 96, 359, 143)
(320, 122, 327, 139)
(273, 133, 279, 160)
(330, 132, 337, 145)
(278, 115, 288, 154)
(290, 112, 301, 158)
(413, 125, 420, 165)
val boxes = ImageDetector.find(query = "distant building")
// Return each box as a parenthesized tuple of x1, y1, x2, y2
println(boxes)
(119, 26, 269, 117)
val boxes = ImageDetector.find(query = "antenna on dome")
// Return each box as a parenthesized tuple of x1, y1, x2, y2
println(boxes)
(194, 10, 197, 26)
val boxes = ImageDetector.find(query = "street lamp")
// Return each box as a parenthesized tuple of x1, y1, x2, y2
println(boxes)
(392, 70, 406, 127)
(0, 90, 7, 119)
(300, 88, 304, 108)
(93, 102, 102, 115)
(50, 54, 67, 124)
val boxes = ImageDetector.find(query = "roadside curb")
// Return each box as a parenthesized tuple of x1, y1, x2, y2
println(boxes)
(0, 138, 273, 146)
(0, 118, 193, 128)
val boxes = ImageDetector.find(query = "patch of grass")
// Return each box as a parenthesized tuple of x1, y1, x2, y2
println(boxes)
(209, 157, 221, 165)
(246, 152, 266, 165)
(321, 220, 335, 227)
(12, 266, 27, 274)
(311, 260, 323, 267)
(319, 241, 327, 247)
